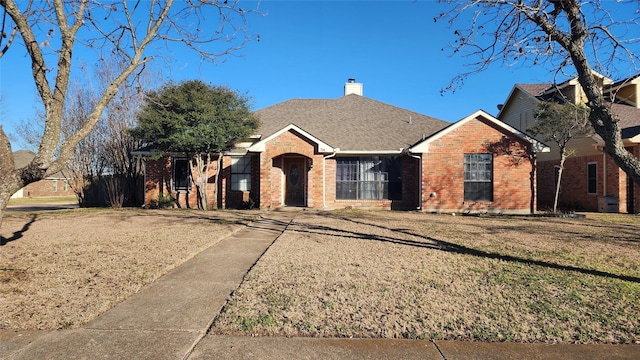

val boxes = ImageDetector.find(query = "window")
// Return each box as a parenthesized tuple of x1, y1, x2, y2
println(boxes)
(587, 162, 597, 194)
(231, 156, 252, 191)
(464, 154, 493, 201)
(336, 156, 402, 200)
(52, 180, 58, 192)
(63, 180, 68, 192)
(173, 158, 191, 191)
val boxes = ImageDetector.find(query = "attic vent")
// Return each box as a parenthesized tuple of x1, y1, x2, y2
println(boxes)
(344, 78, 363, 96)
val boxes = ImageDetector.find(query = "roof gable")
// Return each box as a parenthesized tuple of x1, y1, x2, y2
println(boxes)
(411, 110, 549, 154)
(497, 84, 547, 119)
(254, 94, 449, 152)
(248, 124, 335, 153)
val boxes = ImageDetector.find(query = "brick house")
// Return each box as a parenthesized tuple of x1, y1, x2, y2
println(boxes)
(497, 73, 640, 213)
(11, 150, 74, 199)
(138, 80, 547, 213)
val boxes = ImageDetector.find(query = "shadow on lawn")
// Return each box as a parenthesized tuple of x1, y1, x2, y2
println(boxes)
(1, 214, 38, 246)
(298, 213, 640, 284)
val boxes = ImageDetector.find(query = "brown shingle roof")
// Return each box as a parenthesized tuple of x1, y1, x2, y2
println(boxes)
(255, 94, 449, 151)
(517, 83, 551, 96)
(12, 150, 35, 169)
(12, 150, 69, 178)
(613, 103, 640, 138)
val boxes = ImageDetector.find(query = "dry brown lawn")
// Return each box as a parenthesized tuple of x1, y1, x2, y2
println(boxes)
(2, 208, 639, 344)
(1, 208, 255, 330)
(211, 210, 640, 344)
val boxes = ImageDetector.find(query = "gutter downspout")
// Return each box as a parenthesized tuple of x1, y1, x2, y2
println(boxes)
(407, 151, 422, 211)
(323, 151, 337, 208)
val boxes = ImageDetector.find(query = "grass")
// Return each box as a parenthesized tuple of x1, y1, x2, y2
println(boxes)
(212, 210, 640, 344)
(0, 208, 252, 330)
(3, 208, 639, 343)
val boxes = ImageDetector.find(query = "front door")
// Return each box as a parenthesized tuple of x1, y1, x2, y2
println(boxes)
(285, 157, 305, 206)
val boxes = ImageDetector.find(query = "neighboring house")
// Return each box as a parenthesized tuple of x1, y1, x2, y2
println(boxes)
(10, 150, 73, 199)
(497, 73, 640, 213)
(138, 80, 548, 213)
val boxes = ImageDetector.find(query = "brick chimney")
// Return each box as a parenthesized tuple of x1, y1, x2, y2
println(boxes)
(344, 78, 363, 96)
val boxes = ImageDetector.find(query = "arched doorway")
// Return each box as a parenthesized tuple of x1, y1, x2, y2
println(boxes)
(284, 156, 306, 206)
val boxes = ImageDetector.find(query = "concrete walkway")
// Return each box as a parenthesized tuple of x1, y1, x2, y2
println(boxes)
(2, 212, 638, 359)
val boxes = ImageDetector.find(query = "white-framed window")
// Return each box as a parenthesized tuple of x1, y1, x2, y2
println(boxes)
(587, 162, 597, 194)
(464, 154, 493, 201)
(231, 156, 252, 191)
(52, 180, 58, 192)
(172, 158, 192, 191)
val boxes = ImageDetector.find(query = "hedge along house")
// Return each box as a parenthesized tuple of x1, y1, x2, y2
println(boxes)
(138, 79, 548, 213)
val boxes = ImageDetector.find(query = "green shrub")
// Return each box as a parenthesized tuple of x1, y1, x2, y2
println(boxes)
(149, 193, 175, 209)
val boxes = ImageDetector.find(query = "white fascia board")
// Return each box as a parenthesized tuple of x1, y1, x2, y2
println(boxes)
(225, 149, 249, 156)
(247, 124, 335, 153)
(410, 110, 550, 154)
(593, 136, 640, 149)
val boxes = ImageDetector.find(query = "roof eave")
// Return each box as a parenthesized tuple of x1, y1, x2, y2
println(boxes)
(410, 109, 550, 154)
(248, 124, 335, 153)
(336, 149, 405, 155)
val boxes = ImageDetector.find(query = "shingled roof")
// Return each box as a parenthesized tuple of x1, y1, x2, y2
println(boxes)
(254, 94, 449, 152)
(12, 150, 36, 169)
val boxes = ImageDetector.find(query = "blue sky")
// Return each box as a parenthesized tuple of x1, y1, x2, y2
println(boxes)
(1, 1, 638, 150)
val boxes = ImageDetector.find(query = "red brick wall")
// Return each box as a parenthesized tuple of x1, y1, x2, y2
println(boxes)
(20, 178, 73, 198)
(143, 155, 219, 209)
(220, 154, 258, 209)
(539, 155, 608, 212)
(256, 130, 421, 210)
(537, 146, 640, 213)
(420, 118, 535, 214)
(258, 130, 325, 209)
(325, 155, 420, 210)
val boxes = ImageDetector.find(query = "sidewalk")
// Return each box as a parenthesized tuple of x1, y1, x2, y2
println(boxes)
(2, 212, 638, 359)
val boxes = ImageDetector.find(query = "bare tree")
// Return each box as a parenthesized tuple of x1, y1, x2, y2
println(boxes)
(14, 58, 151, 208)
(0, 0, 258, 229)
(528, 101, 592, 213)
(92, 57, 150, 207)
(439, 0, 640, 187)
(62, 77, 107, 206)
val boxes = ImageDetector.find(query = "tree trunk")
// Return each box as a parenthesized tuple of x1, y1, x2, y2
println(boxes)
(559, 6, 640, 188)
(554, 151, 567, 214)
(192, 154, 208, 211)
(527, 1, 640, 188)
(213, 154, 223, 210)
(0, 126, 24, 232)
